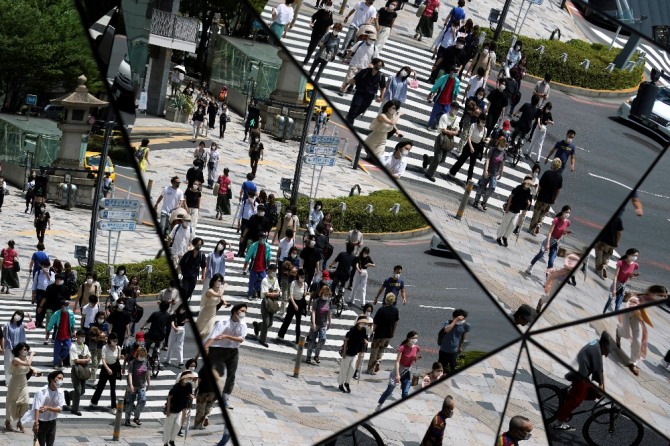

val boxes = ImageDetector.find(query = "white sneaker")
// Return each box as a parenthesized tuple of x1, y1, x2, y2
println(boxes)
(525, 267, 532, 276)
(375, 404, 383, 412)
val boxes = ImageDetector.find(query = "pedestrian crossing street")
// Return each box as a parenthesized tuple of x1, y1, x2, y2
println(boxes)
(0, 226, 394, 421)
(263, 7, 557, 219)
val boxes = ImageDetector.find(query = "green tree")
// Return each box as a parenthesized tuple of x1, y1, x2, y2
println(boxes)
(0, 0, 103, 111)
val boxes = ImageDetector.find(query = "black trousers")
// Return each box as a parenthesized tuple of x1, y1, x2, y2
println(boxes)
(439, 350, 459, 373)
(219, 116, 227, 139)
(91, 364, 118, 408)
(209, 347, 239, 395)
(181, 275, 197, 302)
(449, 143, 482, 182)
(37, 419, 57, 446)
(346, 93, 375, 125)
(304, 33, 325, 65)
(309, 58, 328, 79)
(277, 300, 304, 342)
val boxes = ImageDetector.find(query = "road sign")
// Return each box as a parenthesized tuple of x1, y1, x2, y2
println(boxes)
(26, 95, 37, 106)
(97, 221, 137, 231)
(304, 155, 336, 167)
(307, 135, 341, 146)
(307, 145, 339, 157)
(101, 198, 140, 210)
(100, 210, 138, 220)
(528, 0, 543, 4)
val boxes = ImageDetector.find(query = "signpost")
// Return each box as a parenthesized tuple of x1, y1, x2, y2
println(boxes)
(25, 94, 37, 121)
(303, 155, 337, 167)
(304, 135, 341, 201)
(306, 145, 339, 157)
(97, 221, 137, 231)
(100, 210, 139, 220)
(99, 196, 140, 265)
(102, 198, 141, 210)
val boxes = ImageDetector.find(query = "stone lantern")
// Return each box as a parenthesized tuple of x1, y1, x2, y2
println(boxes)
(47, 75, 109, 206)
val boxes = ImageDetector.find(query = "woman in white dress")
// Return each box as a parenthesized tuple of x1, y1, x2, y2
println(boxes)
(196, 274, 227, 340)
(5, 342, 40, 432)
(365, 100, 404, 160)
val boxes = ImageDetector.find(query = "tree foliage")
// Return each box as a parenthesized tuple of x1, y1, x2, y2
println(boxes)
(0, 0, 103, 110)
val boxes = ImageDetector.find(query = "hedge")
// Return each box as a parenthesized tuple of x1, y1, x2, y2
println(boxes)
(457, 350, 488, 369)
(73, 257, 172, 296)
(494, 30, 643, 90)
(278, 190, 428, 233)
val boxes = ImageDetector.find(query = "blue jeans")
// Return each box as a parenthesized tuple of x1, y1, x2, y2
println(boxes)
(603, 283, 625, 313)
(530, 237, 559, 269)
(53, 338, 71, 367)
(378, 369, 412, 404)
(428, 102, 451, 128)
(247, 270, 266, 298)
(306, 326, 327, 359)
(474, 176, 498, 204)
(125, 387, 147, 421)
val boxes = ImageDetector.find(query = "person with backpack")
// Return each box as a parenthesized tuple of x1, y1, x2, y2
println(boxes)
(309, 23, 342, 79)
(46, 299, 76, 368)
(41, 274, 71, 344)
(339, 31, 380, 97)
(134, 139, 150, 172)
(32, 260, 55, 328)
(25, 170, 36, 214)
(340, 0, 378, 55)
(438, 309, 470, 373)
(236, 173, 257, 233)
(178, 238, 206, 302)
(154, 176, 186, 238)
(169, 214, 195, 266)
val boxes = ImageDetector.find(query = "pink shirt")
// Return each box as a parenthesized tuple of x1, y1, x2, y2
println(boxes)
(551, 217, 570, 240)
(398, 343, 420, 368)
(616, 259, 638, 284)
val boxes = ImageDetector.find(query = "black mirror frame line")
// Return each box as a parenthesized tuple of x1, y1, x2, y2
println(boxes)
(528, 143, 670, 332)
(526, 336, 670, 443)
(490, 340, 526, 446)
(69, 1, 241, 444)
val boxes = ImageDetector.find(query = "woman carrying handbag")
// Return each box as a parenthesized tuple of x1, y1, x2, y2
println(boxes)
(89, 333, 122, 412)
(414, 0, 439, 41)
(375, 331, 421, 411)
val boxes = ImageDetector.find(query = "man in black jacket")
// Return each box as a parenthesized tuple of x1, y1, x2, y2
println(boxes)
(344, 58, 387, 124)
(238, 204, 271, 257)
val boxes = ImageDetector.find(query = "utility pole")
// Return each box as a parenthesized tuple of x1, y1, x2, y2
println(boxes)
(290, 69, 324, 207)
(493, 0, 514, 42)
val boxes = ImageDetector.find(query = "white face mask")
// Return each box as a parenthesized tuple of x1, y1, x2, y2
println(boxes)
(533, 172, 539, 178)
(409, 338, 418, 345)
(268, 272, 275, 278)
(477, 94, 484, 100)
(498, 86, 505, 92)
(630, 255, 639, 262)
(55, 280, 64, 286)
(20, 350, 28, 357)
(54, 380, 63, 388)
(77, 337, 86, 344)
(237, 312, 246, 319)
(394, 273, 401, 279)
(13, 315, 21, 322)
(258, 212, 265, 217)
(86, 278, 93, 285)
(455, 320, 465, 325)
(324, 5, 332, 10)
(456, 44, 464, 49)
(189, 366, 196, 372)
(388, 5, 396, 10)
(216, 243, 223, 251)
(563, 213, 571, 219)
(316, 206, 322, 211)
(566, 138, 574, 144)
(483, 49, 489, 54)
(97, 318, 104, 324)
(285, 212, 292, 218)
(400, 70, 408, 77)
(523, 433, 532, 441)
(117, 304, 125, 310)
(309, 241, 316, 248)
(290, 253, 298, 259)
(401, 149, 409, 157)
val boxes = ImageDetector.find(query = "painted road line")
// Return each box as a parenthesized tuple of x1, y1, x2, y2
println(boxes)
(420, 305, 456, 310)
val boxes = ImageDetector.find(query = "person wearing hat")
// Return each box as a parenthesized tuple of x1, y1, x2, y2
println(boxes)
(46, 299, 76, 368)
(163, 370, 195, 445)
(41, 273, 70, 343)
(168, 212, 194, 266)
(67, 329, 91, 416)
(243, 232, 273, 300)
(337, 315, 369, 392)
(339, 33, 380, 97)
(154, 176, 185, 238)
(496, 176, 533, 247)
(428, 36, 467, 84)
(253, 263, 281, 348)
(426, 65, 460, 130)
(340, 0, 378, 54)
(423, 102, 460, 181)
(344, 57, 387, 125)
(554, 331, 613, 431)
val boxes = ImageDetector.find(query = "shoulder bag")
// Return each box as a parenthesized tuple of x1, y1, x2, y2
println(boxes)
(416, 4, 426, 17)
(264, 278, 280, 313)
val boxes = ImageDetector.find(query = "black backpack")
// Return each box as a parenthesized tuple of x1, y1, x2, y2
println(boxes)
(267, 204, 279, 227)
(437, 326, 445, 346)
(131, 303, 144, 323)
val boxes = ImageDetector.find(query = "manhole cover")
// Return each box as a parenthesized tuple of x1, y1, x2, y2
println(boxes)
(434, 261, 461, 268)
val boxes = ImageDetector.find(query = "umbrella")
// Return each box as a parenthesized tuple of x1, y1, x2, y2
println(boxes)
(174, 65, 186, 73)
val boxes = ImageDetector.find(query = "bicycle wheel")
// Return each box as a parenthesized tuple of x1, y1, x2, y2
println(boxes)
(583, 408, 643, 446)
(537, 384, 562, 423)
(336, 296, 344, 317)
(151, 353, 161, 378)
(512, 145, 522, 167)
(351, 423, 384, 446)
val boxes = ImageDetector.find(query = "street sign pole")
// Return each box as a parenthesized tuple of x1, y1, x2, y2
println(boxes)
(86, 109, 114, 271)
(314, 166, 325, 198)
(493, 0, 514, 42)
(112, 187, 131, 265)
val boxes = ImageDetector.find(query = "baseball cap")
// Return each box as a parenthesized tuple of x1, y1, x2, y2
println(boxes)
(321, 270, 331, 280)
(135, 332, 145, 341)
(502, 120, 511, 131)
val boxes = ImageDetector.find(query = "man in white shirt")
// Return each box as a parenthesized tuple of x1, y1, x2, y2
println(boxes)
(277, 228, 295, 263)
(169, 214, 195, 266)
(340, 34, 380, 94)
(464, 67, 486, 101)
(381, 140, 413, 179)
(423, 103, 461, 182)
(253, 264, 281, 348)
(528, 73, 552, 141)
(154, 176, 185, 237)
(340, 0, 378, 54)
(67, 329, 91, 416)
(204, 303, 248, 409)
(80, 295, 99, 330)
(31, 370, 66, 444)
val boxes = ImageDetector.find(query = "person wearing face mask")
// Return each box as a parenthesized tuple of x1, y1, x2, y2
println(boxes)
(203, 240, 228, 300)
(545, 129, 577, 174)
(124, 346, 150, 426)
(376, 1, 398, 51)
(33, 202, 51, 244)
(513, 164, 541, 236)
(203, 303, 248, 409)
(365, 100, 403, 160)
(32, 261, 55, 328)
(87, 311, 109, 385)
(426, 65, 460, 130)
(463, 67, 486, 104)
(89, 332, 121, 412)
(328, 243, 356, 296)
(242, 232, 272, 301)
(42, 275, 72, 345)
(140, 301, 172, 360)
(274, 206, 299, 244)
(528, 158, 563, 235)
(366, 293, 399, 375)
(498, 415, 533, 445)
(108, 298, 132, 348)
(186, 158, 206, 192)
(430, 0, 466, 59)
(338, 315, 369, 393)
(75, 272, 100, 313)
(66, 329, 91, 416)
(239, 204, 271, 257)
(303, 0, 334, 65)
(438, 309, 470, 373)
(382, 66, 413, 110)
(1, 239, 19, 295)
(2, 311, 30, 385)
(343, 56, 386, 125)
(253, 264, 281, 348)
(348, 246, 375, 306)
(80, 295, 99, 337)
(509, 94, 539, 149)
(165, 301, 189, 368)
(527, 102, 553, 162)
(428, 36, 467, 84)
(305, 285, 332, 365)
(423, 102, 461, 182)
(28, 370, 65, 445)
(603, 248, 640, 313)
(197, 274, 228, 342)
(485, 79, 509, 134)
(300, 235, 320, 286)
(414, 0, 439, 42)
(496, 177, 533, 247)
(6, 342, 40, 432)
(340, 0, 378, 55)
(309, 23, 343, 79)
(527, 73, 552, 141)
(469, 41, 496, 84)
(525, 205, 573, 279)
(419, 395, 455, 445)
(277, 267, 308, 344)
(179, 237, 207, 302)
(376, 330, 421, 410)
(504, 40, 523, 78)
(163, 370, 195, 445)
(109, 266, 129, 302)
(421, 362, 444, 388)
(449, 114, 490, 186)
(183, 180, 203, 230)
(215, 167, 232, 219)
(373, 265, 407, 306)
(276, 229, 295, 268)
(154, 176, 185, 237)
(381, 140, 412, 179)
(45, 300, 75, 369)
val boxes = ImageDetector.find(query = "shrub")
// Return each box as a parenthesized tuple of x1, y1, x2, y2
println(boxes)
(278, 189, 428, 233)
(74, 256, 172, 296)
(457, 350, 488, 368)
(495, 31, 643, 90)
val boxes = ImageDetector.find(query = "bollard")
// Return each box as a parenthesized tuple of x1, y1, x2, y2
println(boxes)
(147, 179, 154, 197)
(455, 181, 474, 221)
(112, 397, 124, 441)
(293, 335, 306, 378)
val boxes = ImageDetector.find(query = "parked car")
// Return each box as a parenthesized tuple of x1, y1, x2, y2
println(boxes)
(83, 151, 116, 181)
(304, 83, 333, 119)
(42, 104, 64, 121)
(430, 234, 453, 255)
(617, 86, 670, 142)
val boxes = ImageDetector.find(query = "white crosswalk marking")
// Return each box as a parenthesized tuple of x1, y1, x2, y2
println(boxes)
(263, 7, 557, 220)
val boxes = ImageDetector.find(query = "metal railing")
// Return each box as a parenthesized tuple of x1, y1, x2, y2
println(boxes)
(150, 10, 199, 44)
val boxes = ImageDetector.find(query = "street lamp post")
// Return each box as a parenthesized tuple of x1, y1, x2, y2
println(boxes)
(289, 68, 325, 207)
(493, 0, 514, 42)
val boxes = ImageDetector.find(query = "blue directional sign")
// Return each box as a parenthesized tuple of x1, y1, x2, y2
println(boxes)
(100, 210, 138, 220)
(26, 95, 37, 106)
(306, 145, 339, 156)
(528, 0, 543, 4)
(101, 198, 140, 210)
(306, 135, 341, 146)
(304, 155, 336, 167)
(97, 221, 137, 231)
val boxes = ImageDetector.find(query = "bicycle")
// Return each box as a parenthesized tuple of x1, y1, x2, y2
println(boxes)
(143, 337, 162, 379)
(505, 129, 525, 167)
(330, 274, 346, 317)
(537, 383, 643, 446)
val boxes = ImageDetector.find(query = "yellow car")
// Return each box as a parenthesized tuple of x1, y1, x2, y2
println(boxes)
(83, 151, 116, 182)
(305, 83, 332, 119)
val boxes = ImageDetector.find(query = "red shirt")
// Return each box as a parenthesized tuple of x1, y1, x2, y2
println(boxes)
(56, 311, 71, 340)
(437, 77, 456, 105)
(217, 175, 231, 195)
(1, 248, 17, 269)
(252, 243, 267, 272)
(398, 343, 420, 368)
(616, 259, 638, 284)
(550, 217, 570, 240)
